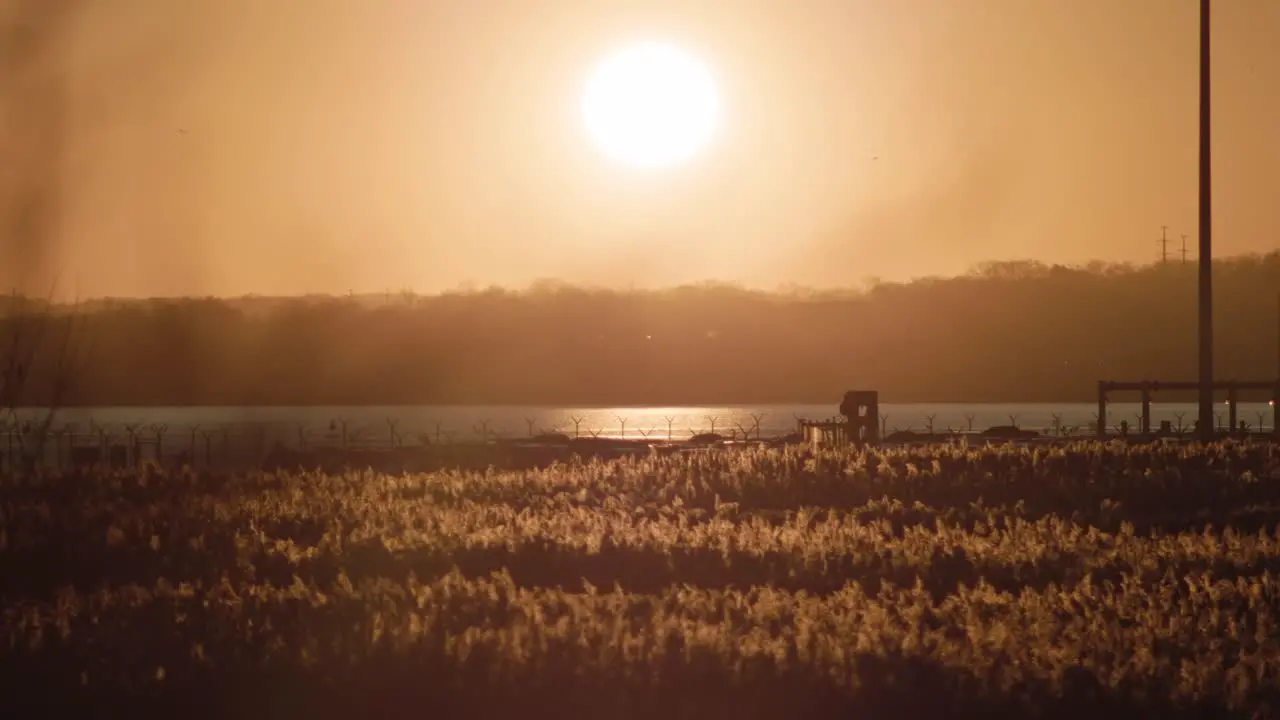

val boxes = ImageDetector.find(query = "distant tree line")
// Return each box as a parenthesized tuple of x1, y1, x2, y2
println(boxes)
(4, 254, 1280, 406)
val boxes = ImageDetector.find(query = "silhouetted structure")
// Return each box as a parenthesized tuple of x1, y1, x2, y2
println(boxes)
(798, 420, 846, 448)
(839, 390, 880, 444)
(1097, 380, 1280, 438)
(796, 391, 881, 448)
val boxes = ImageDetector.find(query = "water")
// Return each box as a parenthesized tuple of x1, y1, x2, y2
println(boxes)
(12, 402, 1278, 442)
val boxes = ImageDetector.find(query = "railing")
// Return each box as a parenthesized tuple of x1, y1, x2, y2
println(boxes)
(0, 414, 776, 473)
(1, 408, 1274, 473)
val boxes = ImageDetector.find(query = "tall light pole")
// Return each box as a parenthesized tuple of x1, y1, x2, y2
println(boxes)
(1197, 0, 1215, 441)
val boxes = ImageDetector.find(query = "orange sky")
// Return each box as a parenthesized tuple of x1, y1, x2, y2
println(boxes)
(5, 0, 1279, 297)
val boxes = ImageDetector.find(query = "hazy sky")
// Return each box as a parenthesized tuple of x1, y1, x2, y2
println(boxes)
(4, 0, 1279, 297)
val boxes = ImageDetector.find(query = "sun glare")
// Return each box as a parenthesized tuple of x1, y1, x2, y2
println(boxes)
(582, 42, 722, 170)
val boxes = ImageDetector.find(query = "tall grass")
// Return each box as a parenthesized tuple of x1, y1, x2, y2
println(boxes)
(3, 441, 1280, 718)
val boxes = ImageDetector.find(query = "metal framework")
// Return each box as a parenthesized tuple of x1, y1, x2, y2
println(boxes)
(1097, 380, 1279, 438)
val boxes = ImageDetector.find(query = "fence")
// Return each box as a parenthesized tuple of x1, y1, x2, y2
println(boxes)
(0, 414, 775, 473)
(1, 407, 1273, 473)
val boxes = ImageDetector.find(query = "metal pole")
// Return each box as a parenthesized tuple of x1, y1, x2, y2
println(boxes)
(1197, 0, 1215, 442)
(1097, 382, 1107, 438)
(1274, 293, 1279, 439)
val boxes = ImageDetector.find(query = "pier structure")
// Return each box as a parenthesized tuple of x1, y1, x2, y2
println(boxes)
(797, 390, 881, 448)
(1097, 380, 1280, 438)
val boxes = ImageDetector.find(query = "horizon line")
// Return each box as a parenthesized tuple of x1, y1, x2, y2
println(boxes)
(7, 251, 1279, 305)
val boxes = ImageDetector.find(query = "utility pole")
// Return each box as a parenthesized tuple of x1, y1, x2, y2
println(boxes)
(1181, 234, 1189, 264)
(1160, 225, 1169, 264)
(1197, 0, 1214, 442)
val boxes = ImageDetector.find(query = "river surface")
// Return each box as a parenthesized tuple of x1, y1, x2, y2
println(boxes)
(13, 402, 1277, 442)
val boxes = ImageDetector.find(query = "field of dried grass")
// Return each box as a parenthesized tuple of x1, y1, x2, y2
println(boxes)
(3, 441, 1280, 718)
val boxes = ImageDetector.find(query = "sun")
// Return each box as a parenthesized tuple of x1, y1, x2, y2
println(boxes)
(582, 42, 722, 170)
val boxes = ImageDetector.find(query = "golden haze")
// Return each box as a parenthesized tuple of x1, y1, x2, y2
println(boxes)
(2, 0, 1278, 299)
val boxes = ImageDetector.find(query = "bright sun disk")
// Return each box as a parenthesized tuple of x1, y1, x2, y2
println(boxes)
(582, 42, 721, 169)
